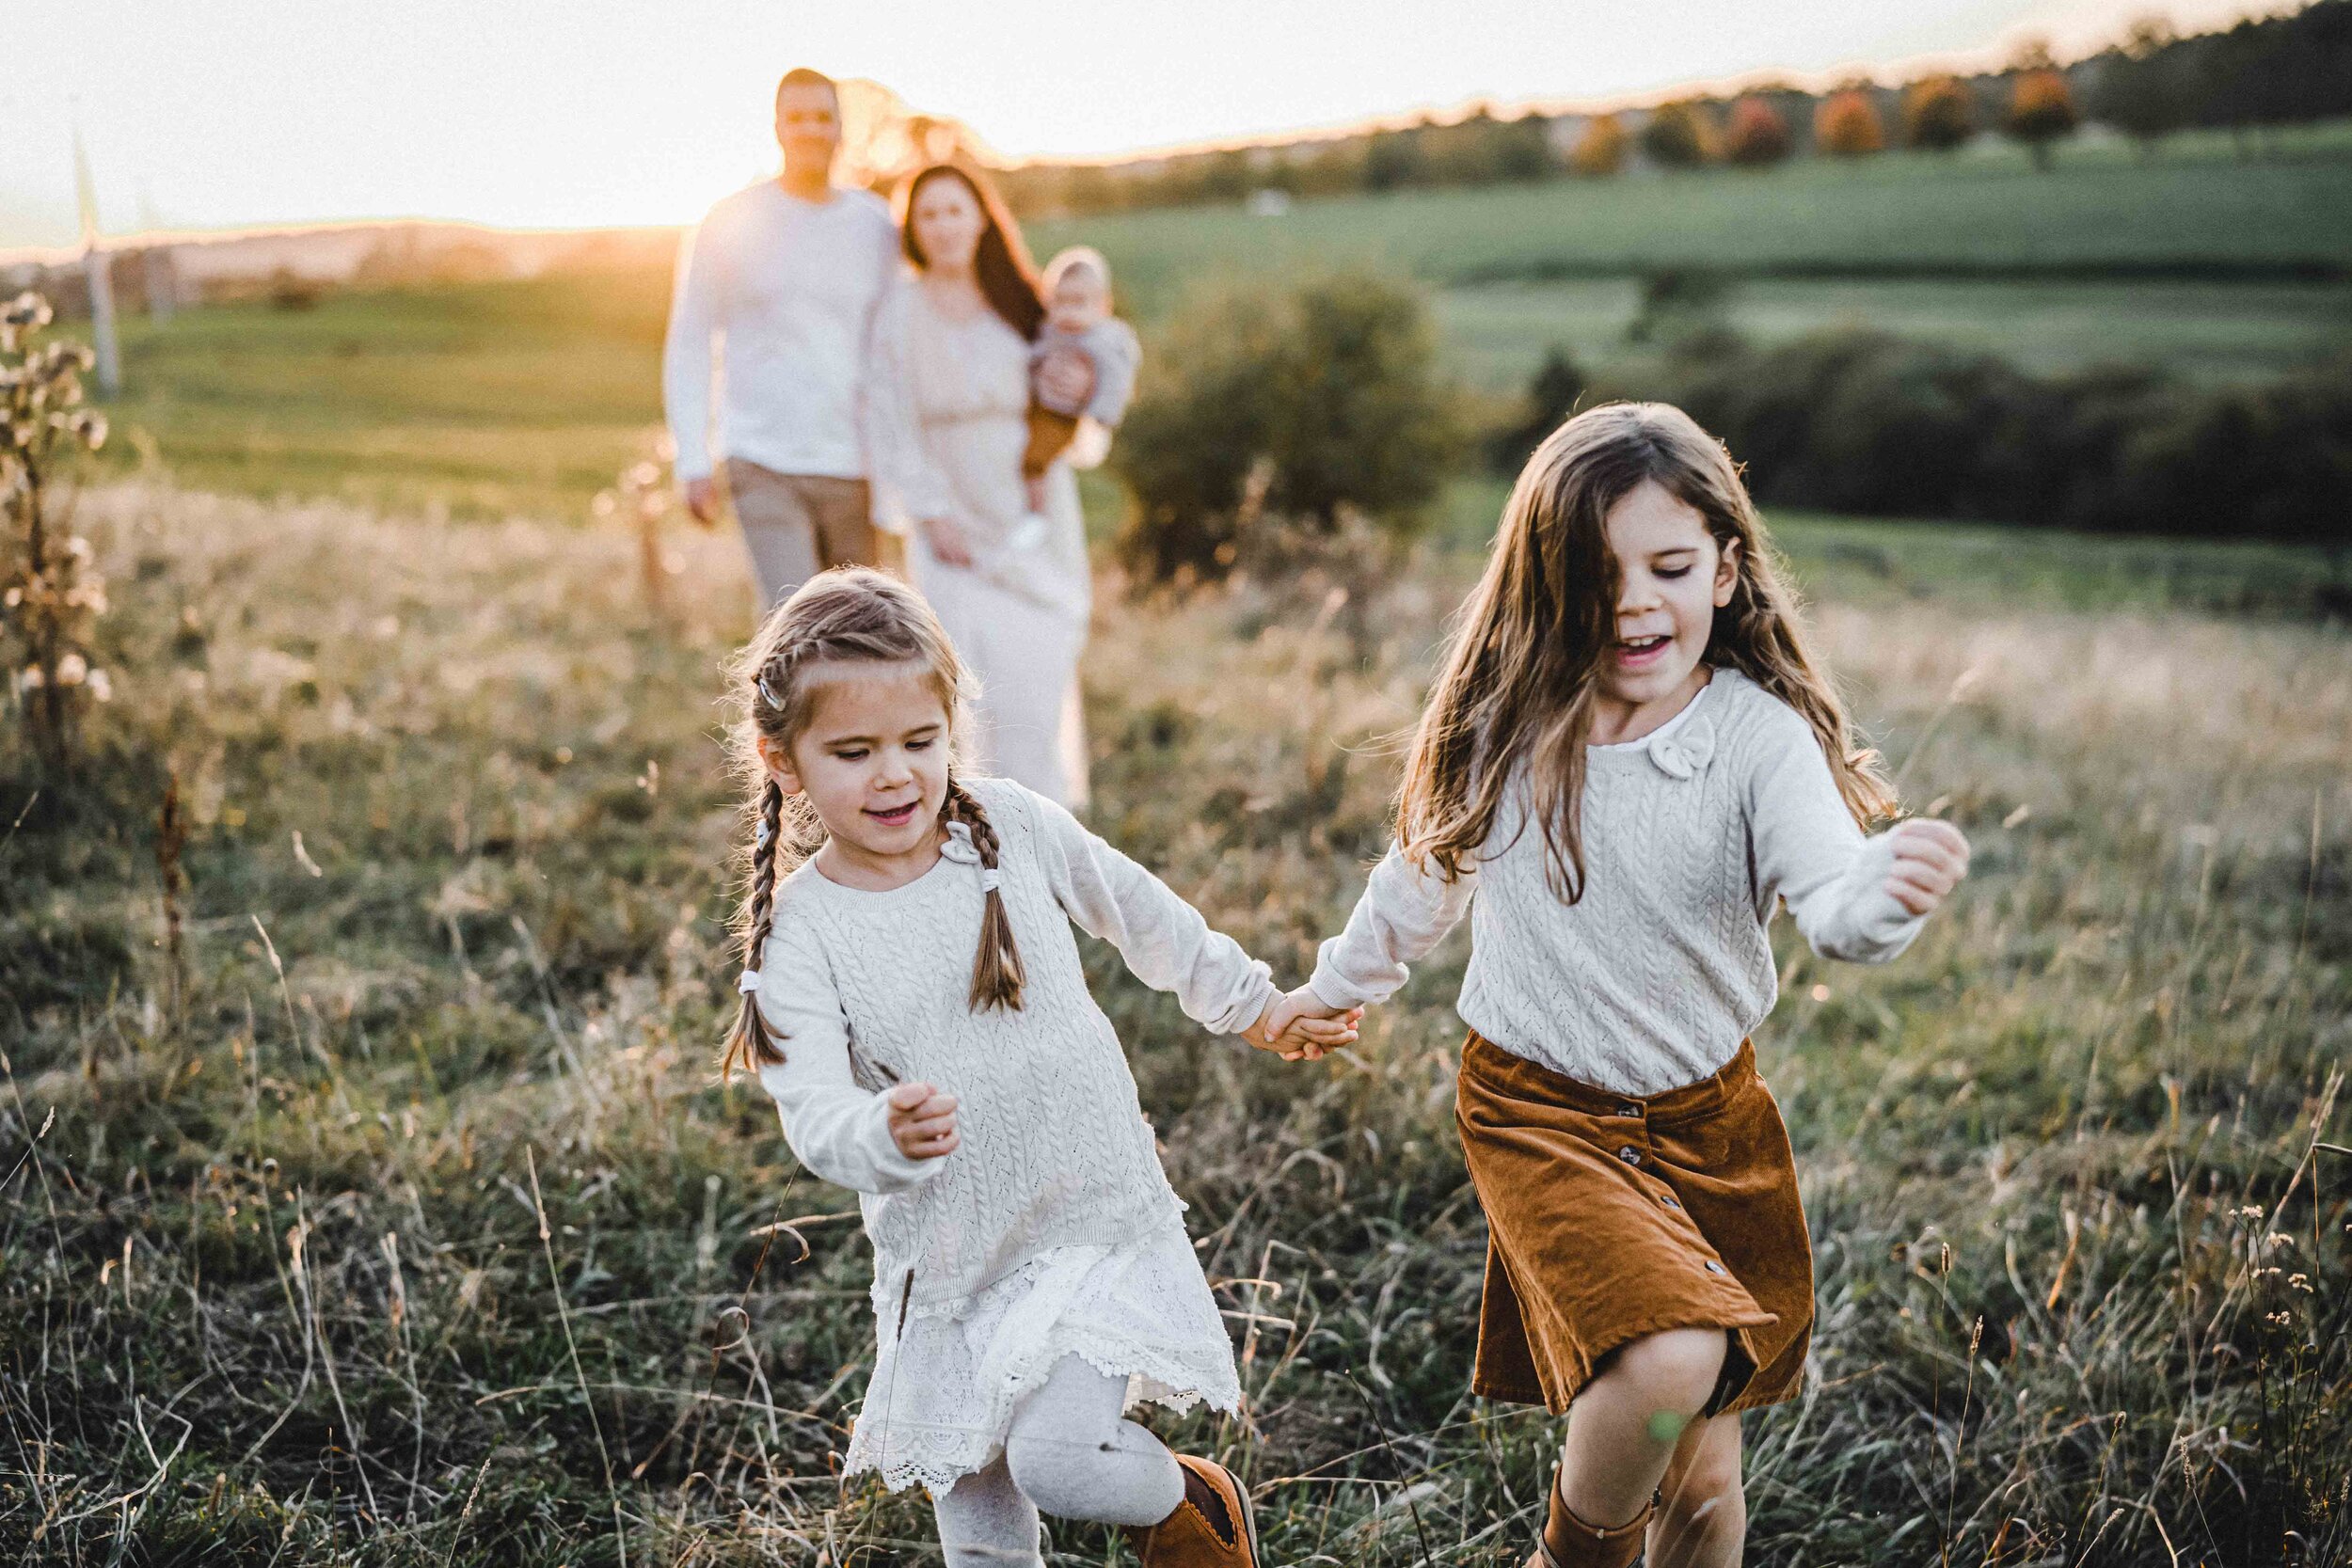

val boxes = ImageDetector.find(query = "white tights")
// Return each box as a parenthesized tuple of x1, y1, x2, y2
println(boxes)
(930, 1354, 1184, 1566)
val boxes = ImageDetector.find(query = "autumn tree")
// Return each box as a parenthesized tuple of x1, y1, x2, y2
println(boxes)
(1640, 101, 1716, 168)
(2006, 41, 2082, 169)
(1814, 87, 1887, 156)
(1903, 75, 1978, 150)
(1724, 97, 1793, 166)
(1567, 114, 1629, 177)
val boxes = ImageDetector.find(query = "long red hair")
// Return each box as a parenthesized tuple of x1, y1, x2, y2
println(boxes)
(898, 163, 1045, 341)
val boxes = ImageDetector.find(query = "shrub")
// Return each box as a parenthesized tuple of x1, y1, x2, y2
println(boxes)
(1115, 275, 1463, 587)
(1814, 88, 1887, 156)
(1645, 327, 2352, 544)
(1567, 114, 1629, 177)
(1902, 76, 1979, 150)
(2, 293, 114, 772)
(1639, 102, 1717, 168)
(1724, 98, 1793, 166)
(1486, 346, 1588, 474)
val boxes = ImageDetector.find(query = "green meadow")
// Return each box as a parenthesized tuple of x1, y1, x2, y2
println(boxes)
(6, 116, 2349, 1567)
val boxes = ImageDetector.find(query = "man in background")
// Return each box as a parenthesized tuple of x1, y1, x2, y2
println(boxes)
(664, 68, 901, 608)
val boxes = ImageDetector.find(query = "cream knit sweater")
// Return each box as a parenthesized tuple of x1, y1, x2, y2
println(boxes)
(754, 777, 1277, 1315)
(1308, 669, 1924, 1096)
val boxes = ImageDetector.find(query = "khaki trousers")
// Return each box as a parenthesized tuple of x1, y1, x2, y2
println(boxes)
(723, 461, 886, 608)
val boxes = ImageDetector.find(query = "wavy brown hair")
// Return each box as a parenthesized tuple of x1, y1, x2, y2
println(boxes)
(898, 163, 1044, 341)
(1396, 402, 1895, 901)
(720, 568, 1025, 1077)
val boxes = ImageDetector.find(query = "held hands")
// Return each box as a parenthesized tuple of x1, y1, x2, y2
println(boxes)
(1245, 985, 1365, 1063)
(884, 1081, 960, 1162)
(1883, 818, 1971, 917)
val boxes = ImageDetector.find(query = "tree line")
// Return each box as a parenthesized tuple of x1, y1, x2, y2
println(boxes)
(998, 1, 2352, 215)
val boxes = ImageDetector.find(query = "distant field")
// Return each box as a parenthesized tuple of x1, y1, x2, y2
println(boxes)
(94, 274, 670, 520)
(1433, 275, 2352, 389)
(1029, 123, 2352, 311)
(64, 122, 2352, 519)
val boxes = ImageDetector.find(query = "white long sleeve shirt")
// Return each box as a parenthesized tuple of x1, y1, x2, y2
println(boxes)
(753, 777, 1277, 1314)
(661, 182, 901, 483)
(1308, 669, 1927, 1096)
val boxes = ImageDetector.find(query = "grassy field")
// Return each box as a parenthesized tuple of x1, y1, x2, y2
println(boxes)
(1, 483, 2346, 1565)
(1027, 123, 2352, 306)
(58, 121, 2352, 522)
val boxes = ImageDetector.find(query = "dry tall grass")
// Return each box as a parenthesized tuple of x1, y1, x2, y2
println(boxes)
(2, 486, 2344, 1565)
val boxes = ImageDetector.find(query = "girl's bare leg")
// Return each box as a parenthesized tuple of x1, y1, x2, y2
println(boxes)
(1648, 1413, 1744, 1568)
(1555, 1328, 1728, 1531)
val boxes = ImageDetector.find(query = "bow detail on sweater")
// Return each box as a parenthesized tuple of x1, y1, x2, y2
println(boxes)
(939, 820, 983, 865)
(1648, 715, 1717, 781)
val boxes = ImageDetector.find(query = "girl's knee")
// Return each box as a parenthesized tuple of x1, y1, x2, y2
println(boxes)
(1001, 1430, 1080, 1516)
(1607, 1328, 1728, 1417)
(1658, 1450, 1743, 1528)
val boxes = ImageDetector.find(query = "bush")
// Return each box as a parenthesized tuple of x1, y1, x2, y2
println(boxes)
(1639, 328, 2351, 544)
(1115, 275, 1465, 587)
(1567, 114, 1629, 178)
(1724, 98, 1793, 166)
(1486, 346, 1587, 474)
(1639, 102, 1717, 168)
(1902, 76, 1978, 150)
(1814, 88, 1887, 156)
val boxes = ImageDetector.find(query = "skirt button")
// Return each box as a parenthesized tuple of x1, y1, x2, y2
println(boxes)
(1704, 1259, 1726, 1275)
(1617, 1146, 1642, 1164)
(1619, 1103, 1644, 1118)
(1660, 1194, 1681, 1210)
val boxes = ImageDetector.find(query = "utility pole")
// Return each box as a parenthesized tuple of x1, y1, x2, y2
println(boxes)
(73, 126, 120, 397)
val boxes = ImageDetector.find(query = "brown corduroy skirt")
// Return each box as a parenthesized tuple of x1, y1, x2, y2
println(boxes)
(1454, 1031, 1814, 1418)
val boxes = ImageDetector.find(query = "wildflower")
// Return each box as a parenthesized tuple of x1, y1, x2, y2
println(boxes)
(86, 668, 112, 703)
(55, 652, 87, 687)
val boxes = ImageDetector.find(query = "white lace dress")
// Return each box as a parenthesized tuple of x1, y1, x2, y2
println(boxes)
(865, 278, 1094, 809)
(752, 777, 1268, 1496)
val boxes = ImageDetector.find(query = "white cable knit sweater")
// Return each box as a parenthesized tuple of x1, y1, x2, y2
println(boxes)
(1308, 669, 1925, 1096)
(753, 777, 1270, 1491)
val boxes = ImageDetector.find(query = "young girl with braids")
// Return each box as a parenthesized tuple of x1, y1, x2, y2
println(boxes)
(1264, 404, 1970, 1568)
(721, 568, 1355, 1568)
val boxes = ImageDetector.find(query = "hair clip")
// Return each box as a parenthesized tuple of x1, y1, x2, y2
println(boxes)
(738, 970, 764, 993)
(755, 673, 784, 710)
(754, 817, 772, 849)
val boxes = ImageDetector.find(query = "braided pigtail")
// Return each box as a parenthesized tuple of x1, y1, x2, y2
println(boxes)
(943, 776, 1025, 1012)
(721, 779, 789, 1076)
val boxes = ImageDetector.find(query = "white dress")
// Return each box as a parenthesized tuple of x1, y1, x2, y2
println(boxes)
(866, 279, 1094, 809)
(752, 778, 1269, 1496)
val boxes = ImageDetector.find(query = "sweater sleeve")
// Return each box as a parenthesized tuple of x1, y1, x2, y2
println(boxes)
(1082, 320, 1142, 427)
(752, 917, 942, 1196)
(1307, 840, 1476, 1009)
(860, 282, 958, 530)
(660, 219, 721, 483)
(1746, 709, 1927, 964)
(1023, 787, 1278, 1037)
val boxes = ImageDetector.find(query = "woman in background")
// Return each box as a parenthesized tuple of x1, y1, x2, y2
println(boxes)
(866, 163, 1093, 809)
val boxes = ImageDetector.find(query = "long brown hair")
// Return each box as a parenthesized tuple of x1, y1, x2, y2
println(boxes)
(898, 163, 1044, 341)
(721, 569, 1026, 1077)
(1396, 401, 1895, 901)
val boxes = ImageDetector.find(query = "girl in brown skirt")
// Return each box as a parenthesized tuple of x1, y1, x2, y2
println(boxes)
(1263, 404, 1971, 1568)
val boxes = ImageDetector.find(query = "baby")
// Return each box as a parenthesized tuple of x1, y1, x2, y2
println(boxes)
(1018, 246, 1141, 531)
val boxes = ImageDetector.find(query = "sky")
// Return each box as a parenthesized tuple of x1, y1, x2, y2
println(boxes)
(1, 0, 2284, 251)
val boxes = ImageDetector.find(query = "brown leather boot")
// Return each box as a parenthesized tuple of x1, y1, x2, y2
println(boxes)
(1136, 1452, 1259, 1568)
(1524, 1470, 1656, 1568)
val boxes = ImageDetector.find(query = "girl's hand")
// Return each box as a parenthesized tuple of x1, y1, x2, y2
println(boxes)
(923, 515, 975, 568)
(1884, 818, 1971, 917)
(1246, 987, 1364, 1062)
(884, 1081, 960, 1161)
